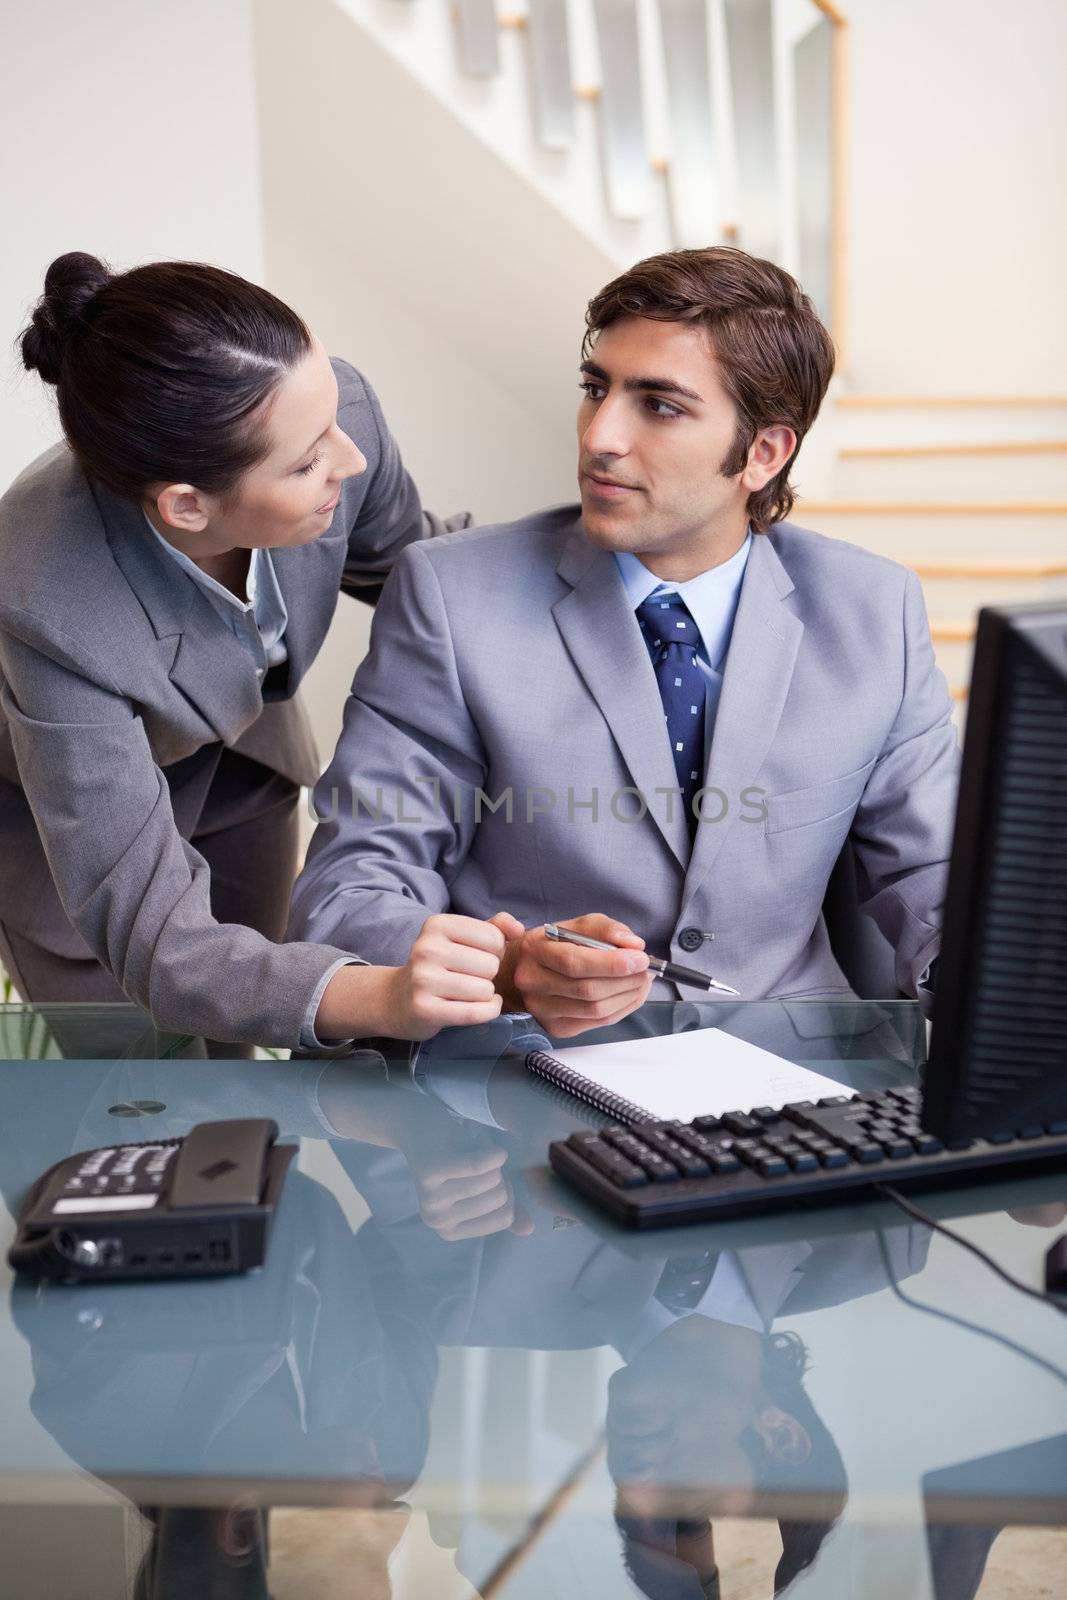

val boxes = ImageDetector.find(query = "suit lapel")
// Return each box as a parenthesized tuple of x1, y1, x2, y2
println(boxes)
(269, 529, 347, 688)
(96, 480, 264, 741)
(735, 1241, 814, 1327)
(553, 525, 689, 868)
(682, 534, 804, 905)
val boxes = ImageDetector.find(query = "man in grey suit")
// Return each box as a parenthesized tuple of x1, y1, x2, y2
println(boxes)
(289, 247, 959, 1036)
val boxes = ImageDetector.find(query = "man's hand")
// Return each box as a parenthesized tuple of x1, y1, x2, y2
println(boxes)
(490, 912, 653, 1037)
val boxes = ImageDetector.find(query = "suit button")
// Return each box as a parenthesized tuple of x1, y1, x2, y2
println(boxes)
(678, 928, 704, 954)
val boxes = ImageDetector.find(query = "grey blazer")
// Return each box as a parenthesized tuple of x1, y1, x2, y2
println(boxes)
(289, 509, 960, 1000)
(0, 360, 434, 1045)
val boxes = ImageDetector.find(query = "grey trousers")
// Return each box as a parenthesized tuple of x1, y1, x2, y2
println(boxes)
(0, 749, 300, 1005)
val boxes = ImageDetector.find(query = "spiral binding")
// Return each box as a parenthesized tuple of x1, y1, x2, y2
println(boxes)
(524, 1049, 652, 1125)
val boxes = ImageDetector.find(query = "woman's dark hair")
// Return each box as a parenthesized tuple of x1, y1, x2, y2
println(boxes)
(19, 252, 312, 501)
(584, 246, 835, 533)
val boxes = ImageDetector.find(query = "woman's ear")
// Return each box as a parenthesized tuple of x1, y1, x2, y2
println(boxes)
(753, 1404, 812, 1464)
(151, 483, 213, 535)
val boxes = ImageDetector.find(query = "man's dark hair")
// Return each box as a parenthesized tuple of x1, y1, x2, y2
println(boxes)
(583, 246, 835, 532)
(20, 252, 312, 501)
(616, 1330, 848, 1597)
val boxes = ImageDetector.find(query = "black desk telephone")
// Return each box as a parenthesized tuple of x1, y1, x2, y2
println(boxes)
(7, 1119, 293, 1282)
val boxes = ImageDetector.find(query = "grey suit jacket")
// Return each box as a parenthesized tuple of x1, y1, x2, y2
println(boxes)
(0, 360, 432, 1045)
(289, 508, 960, 999)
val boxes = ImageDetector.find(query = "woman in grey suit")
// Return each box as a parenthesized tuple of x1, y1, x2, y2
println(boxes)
(0, 252, 517, 1048)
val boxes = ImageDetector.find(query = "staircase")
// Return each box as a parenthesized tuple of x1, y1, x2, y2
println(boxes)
(798, 397, 1067, 714)
(254, 0, 1066, 723)
(328, 0, 845, 327)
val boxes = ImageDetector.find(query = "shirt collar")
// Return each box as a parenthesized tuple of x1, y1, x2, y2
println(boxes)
(615, 532, 753, 669)
(143, 510, 260, 616)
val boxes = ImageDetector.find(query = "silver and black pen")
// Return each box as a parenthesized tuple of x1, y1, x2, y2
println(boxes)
(544, 923, 740, 996)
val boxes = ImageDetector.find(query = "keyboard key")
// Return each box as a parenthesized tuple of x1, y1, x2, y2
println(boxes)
(782, 1100, 816, 1118)
(751, 1106, 782, 1124)
(711, 1152, 741, 1175)
(585, 1147, 650, 1189)
(692, 1115, 723, 1132)
(1016, 1127, 1044, 1141)
(913, 1134, 943, 1155)
(819, 1149, 851, 1169)
(674, 1153, 713, 1178)
(846, 1142, 884, 1165)
(817, 1095, 853, 1107)
(678, 1130, 726, 1162)
(788, 1152, 820, 1173)
(946, 1138, 975, 1152)
(640, 1155, 682, 1184)
(756, 1156, 789, 1177)
(1047, 1120, 1067, 1136)
(986, 1130, 1014, 1145)
(734, 1144, 773, 1169)
(881, 1138, 915, 1160)
(722, 1112, 762, 1136)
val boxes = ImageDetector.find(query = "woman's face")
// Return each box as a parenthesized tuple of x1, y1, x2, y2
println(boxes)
(214, 335, 367, 550)
(148, 335, 367, 555)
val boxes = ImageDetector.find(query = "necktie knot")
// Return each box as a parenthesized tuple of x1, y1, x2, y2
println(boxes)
(636, 591, 700, 655)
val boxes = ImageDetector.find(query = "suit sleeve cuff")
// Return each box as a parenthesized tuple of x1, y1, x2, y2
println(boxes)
(299, 955, 370, 1052)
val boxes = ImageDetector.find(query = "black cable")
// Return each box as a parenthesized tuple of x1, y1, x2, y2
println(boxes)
(873, 1224, 1067, 1390)
(875, 1183, 1067, 1316)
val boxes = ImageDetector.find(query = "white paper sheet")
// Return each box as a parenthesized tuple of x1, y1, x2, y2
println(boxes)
(545, 1028, 856, 1121)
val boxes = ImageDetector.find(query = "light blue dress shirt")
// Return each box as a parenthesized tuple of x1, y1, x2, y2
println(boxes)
(614, 532, 752, 763)
(145, 514, 289, 677)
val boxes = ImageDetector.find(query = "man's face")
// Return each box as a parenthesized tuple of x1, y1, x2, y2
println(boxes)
(576, 316, 782, 576)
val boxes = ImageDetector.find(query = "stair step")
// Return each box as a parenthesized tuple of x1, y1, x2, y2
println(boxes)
(900, 566, 1067, 622)
(833, 449, 1067, 499)
(832, 399, 1067, 452)
(795, 503, 1067, 562)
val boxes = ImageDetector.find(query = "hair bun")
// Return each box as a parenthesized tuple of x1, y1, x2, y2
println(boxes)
(20, 251, 111, 386)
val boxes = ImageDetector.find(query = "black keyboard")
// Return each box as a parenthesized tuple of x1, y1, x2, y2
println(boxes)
(548, 1087, 1067, 1228)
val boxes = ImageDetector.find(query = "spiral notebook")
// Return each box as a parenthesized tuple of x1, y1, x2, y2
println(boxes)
(525, 1029, 856, 1124)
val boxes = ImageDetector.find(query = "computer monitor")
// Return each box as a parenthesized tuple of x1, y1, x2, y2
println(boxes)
(923, 599, 1067, 1143)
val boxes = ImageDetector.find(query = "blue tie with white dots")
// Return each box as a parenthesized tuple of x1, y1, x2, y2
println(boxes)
(636, 591, 706, 838)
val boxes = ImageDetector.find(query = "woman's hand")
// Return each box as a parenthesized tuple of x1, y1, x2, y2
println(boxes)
(315, 911, 525, 1042)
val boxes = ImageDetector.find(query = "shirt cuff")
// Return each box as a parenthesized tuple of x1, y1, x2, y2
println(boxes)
(299, 956, 369, 1052)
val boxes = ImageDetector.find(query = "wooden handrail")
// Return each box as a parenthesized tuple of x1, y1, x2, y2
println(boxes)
(798, 500, 1067, 515)
(836, 394, 1067, 409)
(840, 440, 1067, 460)
(906, 561, 1067, 578)
(808, 0, 850, 24)
(931, 623, 976, 641)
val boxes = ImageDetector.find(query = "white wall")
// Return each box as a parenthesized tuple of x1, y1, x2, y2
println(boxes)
(253, 0, 594, 759)
(843, 0, 1067, 393)
(0, 0, 264, 493)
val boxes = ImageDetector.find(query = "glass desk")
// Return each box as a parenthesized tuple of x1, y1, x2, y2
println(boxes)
(0, 1000, 1064, 1599)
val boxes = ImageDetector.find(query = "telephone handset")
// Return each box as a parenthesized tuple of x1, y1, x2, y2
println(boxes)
(7, 1119, 294, 1281)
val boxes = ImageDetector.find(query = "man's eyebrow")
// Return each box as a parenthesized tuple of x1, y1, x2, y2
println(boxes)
(579, 359, 704, 404)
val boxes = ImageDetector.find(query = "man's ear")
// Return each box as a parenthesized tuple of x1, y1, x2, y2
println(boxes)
(151, 483, 213, 535)
(741, 425, 796, 492)
(753, 1404, 812, 1464)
